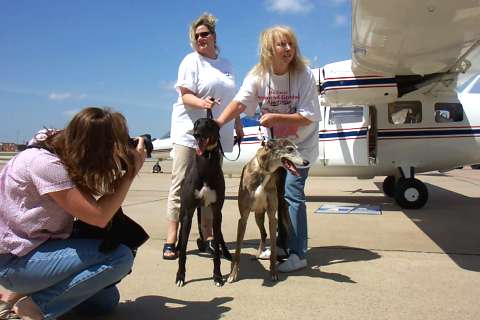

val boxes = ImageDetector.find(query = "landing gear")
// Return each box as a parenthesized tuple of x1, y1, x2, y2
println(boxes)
(152, 161, 161, 173)
(382, 176, 395, 197)
(394, 178, 428, 209)
(384, 167, 429, 209)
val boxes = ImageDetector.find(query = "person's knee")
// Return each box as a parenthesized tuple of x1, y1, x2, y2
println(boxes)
(111, 244, 134, 277)
(74, 285, 120, 316)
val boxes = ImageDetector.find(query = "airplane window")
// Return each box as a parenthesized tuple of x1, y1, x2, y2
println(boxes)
(328, 106, 364, 124)
(434, 103, 463, 122)
(388, 101, 422, 124)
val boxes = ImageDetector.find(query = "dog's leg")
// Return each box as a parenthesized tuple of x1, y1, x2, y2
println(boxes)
(228, 209, 249, 283)
(267, 192, 279, 281)
(219, 231, 232, 261)
(211, 204, 224, 287)
(176, 205, 195, 287)
(254, 211, 267, 258)
(196, 207, 204, 241)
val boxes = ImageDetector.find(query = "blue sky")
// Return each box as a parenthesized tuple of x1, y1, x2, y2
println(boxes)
(0, 0, 351, 143)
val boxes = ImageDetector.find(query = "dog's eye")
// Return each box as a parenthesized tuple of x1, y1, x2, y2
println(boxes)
(287, 146, 295, 153)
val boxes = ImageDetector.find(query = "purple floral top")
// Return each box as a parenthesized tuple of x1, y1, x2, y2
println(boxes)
(0, 148, 75, 256)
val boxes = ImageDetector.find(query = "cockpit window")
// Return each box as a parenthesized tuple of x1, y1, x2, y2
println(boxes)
(388, 101, 422, 124)
(434, 103, 463, 122)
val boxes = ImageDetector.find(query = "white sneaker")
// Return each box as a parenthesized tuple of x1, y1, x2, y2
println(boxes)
(258, 247, 288, 260)
(278, 253, 307, 273)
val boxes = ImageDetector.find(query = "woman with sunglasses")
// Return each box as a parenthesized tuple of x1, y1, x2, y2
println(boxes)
(163, 13, 243, 260)
(217, 26, 321, 272)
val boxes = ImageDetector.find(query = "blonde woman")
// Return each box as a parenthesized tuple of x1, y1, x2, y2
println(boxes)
(217, 26, 321, 272)
(163, 13, 243, 259)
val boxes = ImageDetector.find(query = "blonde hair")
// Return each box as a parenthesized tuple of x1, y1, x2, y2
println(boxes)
(250, 25, 308, 77)
(189, 12, 218, 52)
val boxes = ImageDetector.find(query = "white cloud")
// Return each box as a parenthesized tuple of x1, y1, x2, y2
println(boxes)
(49, 92, 72, 101)
(48, 92, 87, 101)
(265, 0, 314, 14)
(334, 14, 347, 26)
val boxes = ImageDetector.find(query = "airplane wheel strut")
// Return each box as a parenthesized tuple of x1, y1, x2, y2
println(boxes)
(382, 176, 395, 197)
(394, 178, 428, 209)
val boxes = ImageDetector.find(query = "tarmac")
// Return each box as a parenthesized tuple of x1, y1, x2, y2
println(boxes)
(3, 159, 480, 319)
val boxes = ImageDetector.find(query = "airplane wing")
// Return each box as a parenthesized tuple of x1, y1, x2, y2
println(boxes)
(352, 0, 480, 76)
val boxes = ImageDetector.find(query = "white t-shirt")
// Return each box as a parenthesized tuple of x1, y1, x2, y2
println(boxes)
(170, 51, 236, 152)
(234, 67, 321, 165)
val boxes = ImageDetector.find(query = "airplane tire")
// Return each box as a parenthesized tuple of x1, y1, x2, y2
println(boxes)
(152, 163, 161, 173)
(382, 176, 395, 197)
(394, 178, 428, 209)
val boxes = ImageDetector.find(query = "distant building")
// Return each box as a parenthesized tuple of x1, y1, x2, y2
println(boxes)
(0, 142, 25, 152)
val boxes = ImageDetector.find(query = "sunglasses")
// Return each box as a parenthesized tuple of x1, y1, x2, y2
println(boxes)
(195, 31, 211, 40)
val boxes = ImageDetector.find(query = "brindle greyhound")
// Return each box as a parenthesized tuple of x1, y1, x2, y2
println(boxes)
(228, 139, 308, 282)
(175, 117, 231, 287)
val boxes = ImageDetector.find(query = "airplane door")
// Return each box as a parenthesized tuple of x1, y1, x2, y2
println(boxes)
(323, 105, 370, 166)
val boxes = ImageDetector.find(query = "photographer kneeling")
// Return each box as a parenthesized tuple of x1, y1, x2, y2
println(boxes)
(0, 107, 146, 319)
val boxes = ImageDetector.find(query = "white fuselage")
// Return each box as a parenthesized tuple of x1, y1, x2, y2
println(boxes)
(220, 87, 480, 179)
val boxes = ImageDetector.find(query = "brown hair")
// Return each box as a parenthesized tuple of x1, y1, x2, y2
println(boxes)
(42, 107, 136, 196)
(250, 25, 308, 77)
(189, 12, 218, 52)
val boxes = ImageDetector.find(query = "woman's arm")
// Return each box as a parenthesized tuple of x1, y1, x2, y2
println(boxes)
(216, 100, 247, 127)
(49, 138, 146, 228)
(259, 112, 312, 128)
(179, 87, 217, 110)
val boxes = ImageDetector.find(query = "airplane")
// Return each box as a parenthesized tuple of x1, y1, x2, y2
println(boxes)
(151, 0, 480, 209)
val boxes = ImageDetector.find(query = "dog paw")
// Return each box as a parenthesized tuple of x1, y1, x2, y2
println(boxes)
(227, 275, 236, 283)
(176, 274, 186, 287)
(213, 275, 224, 287)
(176, 279, 185, 287)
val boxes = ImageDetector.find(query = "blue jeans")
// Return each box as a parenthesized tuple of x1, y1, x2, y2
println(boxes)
(0, 238, 134, 320)
(281, 167, 309, 259)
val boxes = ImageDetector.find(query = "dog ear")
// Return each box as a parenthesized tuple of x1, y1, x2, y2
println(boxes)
(266, 140, 274, 149)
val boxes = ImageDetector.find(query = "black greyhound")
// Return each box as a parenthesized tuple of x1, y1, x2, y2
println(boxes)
(176, 117, 231, 287)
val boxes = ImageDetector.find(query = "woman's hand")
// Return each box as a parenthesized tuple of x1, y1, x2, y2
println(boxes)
(259, 113, 278, 128)
(234, 116, 244, 140)
(201, 96, 221, 110)
(179, 87, 220, 110)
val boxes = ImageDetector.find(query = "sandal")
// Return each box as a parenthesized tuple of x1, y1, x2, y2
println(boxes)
(162, 243, 177, 260)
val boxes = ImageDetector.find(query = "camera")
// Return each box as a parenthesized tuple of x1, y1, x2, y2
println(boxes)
(128, 134, 153, 158)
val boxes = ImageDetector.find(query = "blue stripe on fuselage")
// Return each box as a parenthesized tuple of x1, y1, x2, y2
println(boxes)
(321, 78, 396, 91)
